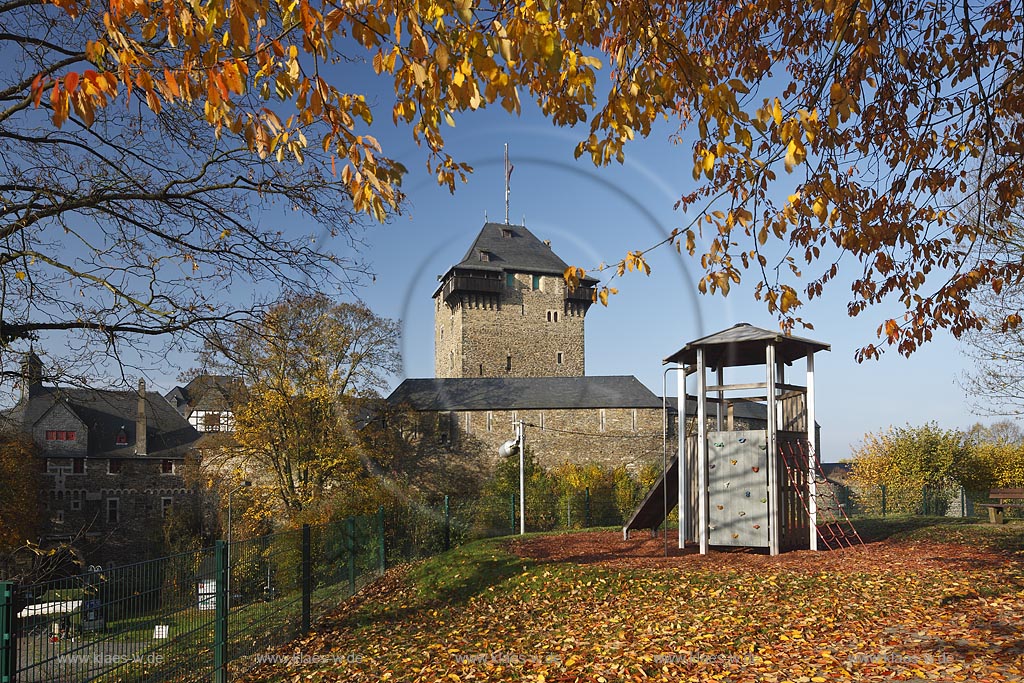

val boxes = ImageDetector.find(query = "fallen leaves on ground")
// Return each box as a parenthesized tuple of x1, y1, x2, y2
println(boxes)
(237, 530, 1024, 682)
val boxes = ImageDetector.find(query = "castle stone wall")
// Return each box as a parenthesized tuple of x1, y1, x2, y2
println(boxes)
(435, 273, 586, 378)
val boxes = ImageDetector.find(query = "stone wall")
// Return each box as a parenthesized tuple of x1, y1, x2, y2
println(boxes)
(399, 406, 671, 494)
(40, 455, 194, 565)
(434, 273, 586, 378)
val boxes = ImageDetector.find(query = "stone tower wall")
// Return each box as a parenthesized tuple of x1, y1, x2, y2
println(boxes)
(434, 273, 586, 378)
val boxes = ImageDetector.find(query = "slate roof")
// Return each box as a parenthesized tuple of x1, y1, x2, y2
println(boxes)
(438, 222, 599, 282)
(664, 323, 830, 368)
(5, 386, 200, 458)
(387, 376, 662, 411)
(165, 374, 241, 417)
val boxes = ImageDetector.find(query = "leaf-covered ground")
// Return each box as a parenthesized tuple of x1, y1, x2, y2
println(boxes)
(238, 519, 1024, 682)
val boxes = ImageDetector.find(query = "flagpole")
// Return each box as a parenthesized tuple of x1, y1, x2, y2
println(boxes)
(504, 143, 510, 225)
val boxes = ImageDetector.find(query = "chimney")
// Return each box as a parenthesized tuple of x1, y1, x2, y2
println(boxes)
(136, 379, 147, 456)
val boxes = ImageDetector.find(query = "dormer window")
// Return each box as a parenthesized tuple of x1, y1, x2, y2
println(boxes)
(115, 427, 128, 446)
(478, 250, 490, 262)
(501, 228, 513, 239)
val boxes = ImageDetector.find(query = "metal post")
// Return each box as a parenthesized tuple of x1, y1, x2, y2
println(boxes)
(213, 540, 228, 683)
(518, 419, 526, 535)
(510, 493, 516, 534)
(377, 506, 386, 572)
(766, 343, 780, 556)
(1, 582, 15, 683)
(443, 496, 451, 551)
(301, 525, 311, 634)
(679, 366, 690, 549)
(226, 492, 232, 611)
(662, 366, 680, 556)
(697, 348, 709, 555)
(806, 352, 818, 551)
(584, 487, 591, 528)
(346, 520, 358, 593)
(226, 480, 250, 611)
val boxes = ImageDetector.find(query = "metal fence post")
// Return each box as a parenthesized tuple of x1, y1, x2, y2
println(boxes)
(377, 506, 386, 572)
(213, 540, 228, 683)
(510, 493, 516, 534)
(443, 496, 451, 552)
(1, 581, 15, 683)
(301, 524, 311, 635)
(585, 487, 591, 528)
(347, 517, 356, 596)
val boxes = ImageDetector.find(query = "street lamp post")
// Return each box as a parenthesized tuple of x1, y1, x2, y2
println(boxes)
(499, 420, 526, 535)
(226, 480, 252, 608)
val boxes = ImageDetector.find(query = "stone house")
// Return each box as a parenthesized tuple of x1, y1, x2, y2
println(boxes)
(3, 353, 201, 565)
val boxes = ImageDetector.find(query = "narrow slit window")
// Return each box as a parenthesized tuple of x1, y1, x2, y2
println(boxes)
(506, 355, 512, 372)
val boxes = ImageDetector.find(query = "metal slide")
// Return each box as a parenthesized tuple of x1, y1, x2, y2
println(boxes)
(622, 453, 679, 538)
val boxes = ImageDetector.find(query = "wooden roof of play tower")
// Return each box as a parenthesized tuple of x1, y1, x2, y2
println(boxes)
(663, 323, 830, 369)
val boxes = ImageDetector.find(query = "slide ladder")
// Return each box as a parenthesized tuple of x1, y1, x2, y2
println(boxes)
(779, 441, 864, 550)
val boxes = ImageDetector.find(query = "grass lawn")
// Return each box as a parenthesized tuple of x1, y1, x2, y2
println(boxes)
(238, 517, 1024, 682)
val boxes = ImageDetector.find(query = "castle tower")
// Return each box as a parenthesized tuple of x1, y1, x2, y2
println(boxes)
(433, 223, 597, 378)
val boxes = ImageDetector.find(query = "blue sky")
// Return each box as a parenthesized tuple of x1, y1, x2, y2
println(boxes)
(128, 81, 1004, 462)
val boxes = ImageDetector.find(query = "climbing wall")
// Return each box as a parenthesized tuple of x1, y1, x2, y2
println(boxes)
(707, 430, 770, 547)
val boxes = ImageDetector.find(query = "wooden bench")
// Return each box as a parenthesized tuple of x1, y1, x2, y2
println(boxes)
(976, 489, 1024, 524)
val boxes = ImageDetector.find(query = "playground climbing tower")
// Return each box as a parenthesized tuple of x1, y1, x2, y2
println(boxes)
(664, 323, 832, 556)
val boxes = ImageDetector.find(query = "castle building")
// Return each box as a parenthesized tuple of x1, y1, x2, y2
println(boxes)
(388, 222, 669, 488)
(432, 222, 597, 378)
(2, 353, 201, 564)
